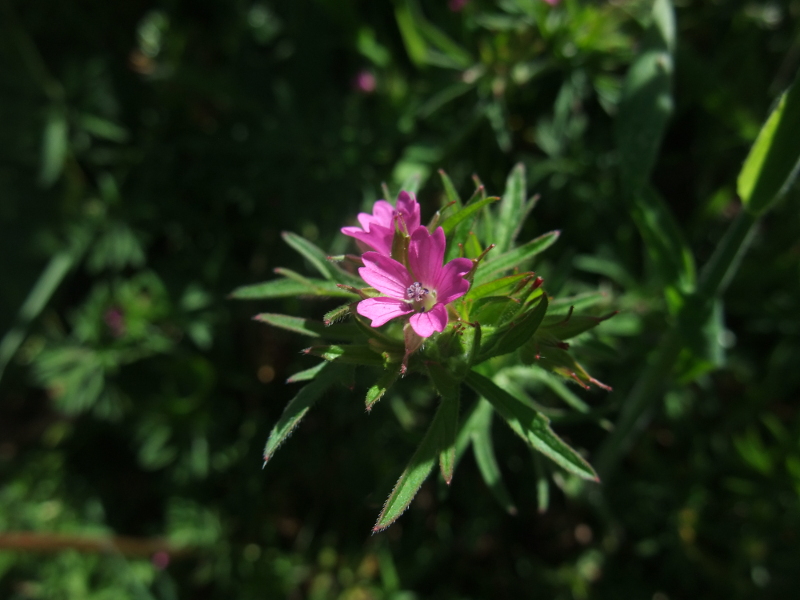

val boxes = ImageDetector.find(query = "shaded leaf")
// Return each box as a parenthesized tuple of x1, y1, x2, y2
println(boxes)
(465, 371, 599, 481)
(263, 363, 344, 462)
(373, 390, 459, 532)
(738, 71, 800, 215)
(494, 163, 526, 253)
(229, 274, 357, 300)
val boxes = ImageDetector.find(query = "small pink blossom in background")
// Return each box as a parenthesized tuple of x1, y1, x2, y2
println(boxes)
(357, 226, 472, 338)
(353, 70, 377, 93)
(103, 307, 125, 338)
(151, 551, 170, 570)
(448, 0, 469, 12)
(542, 0, 561, 5)
(341, 191, 421, 256)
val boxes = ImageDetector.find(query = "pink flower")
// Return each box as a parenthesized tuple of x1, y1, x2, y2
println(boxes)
(353, 70, 377, 93)
(356, 226, 472, 337)
(341, 191, 421, 256)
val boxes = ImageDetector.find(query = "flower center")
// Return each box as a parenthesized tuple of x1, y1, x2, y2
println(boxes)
(405, 281, 436, 312)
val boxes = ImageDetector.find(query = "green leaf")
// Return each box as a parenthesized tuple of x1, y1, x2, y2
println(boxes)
(79, 114, 129, 142)
(263, 363, 343, 462)
(254, 313, 359, 340)
(39, 109, 68, 187)
(373, 390, 459, 532)
(629, 186, 696, 294)
(500, 366, 591, 414)
(286, 362, 327, 383)
(427, 363, 461, 485)
(471, 411, 517, 515)
(477, 295, 549, 362)
(281, 232, 361, 285)
(474, 231, 560, 286)
(366, 365, 402, 411)
(738, 71, 800, 215)
(229, 274, 357, 300)
(466, 273, 533, 301)
(305, 344, 384, 367)
(521, 340, 612, 391)
(465, 371, 599, 481)
(494, 163, 526, 253)
(540, 310, 617, 341)
(616, 0, 675, 195)
(438, 169, 462, 209)
(470, 296, 520, 325)
(440, 196, 499, 236)
(1, 255, 73, 380)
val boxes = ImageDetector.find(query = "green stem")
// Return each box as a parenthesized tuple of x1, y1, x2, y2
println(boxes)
(596, 208, 758, 478)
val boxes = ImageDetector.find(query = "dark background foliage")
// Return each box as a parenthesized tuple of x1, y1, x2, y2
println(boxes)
(1, 0, 798, 598)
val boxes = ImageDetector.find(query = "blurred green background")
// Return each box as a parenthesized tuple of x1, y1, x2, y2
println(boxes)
(1, 0, 799, 598)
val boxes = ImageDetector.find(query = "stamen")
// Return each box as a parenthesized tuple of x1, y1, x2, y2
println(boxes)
(405, 281, 429, 302)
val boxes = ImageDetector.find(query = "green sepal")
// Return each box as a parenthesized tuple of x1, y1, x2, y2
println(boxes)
(323, 302, 354, 326)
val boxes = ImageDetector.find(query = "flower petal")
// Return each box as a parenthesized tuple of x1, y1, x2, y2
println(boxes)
(396, 191, 421, 232)
(410, 303, 448, 338)
(341, 224, 394, 256)
(359, 252, 412, 298)
(356, 200, 394, 230)
(435, 257, 472, 304)
(408, 226, 445, 287)
(357, 297, 413, 327)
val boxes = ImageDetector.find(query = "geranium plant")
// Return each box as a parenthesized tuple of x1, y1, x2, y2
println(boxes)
(232, 165, 614, 531)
